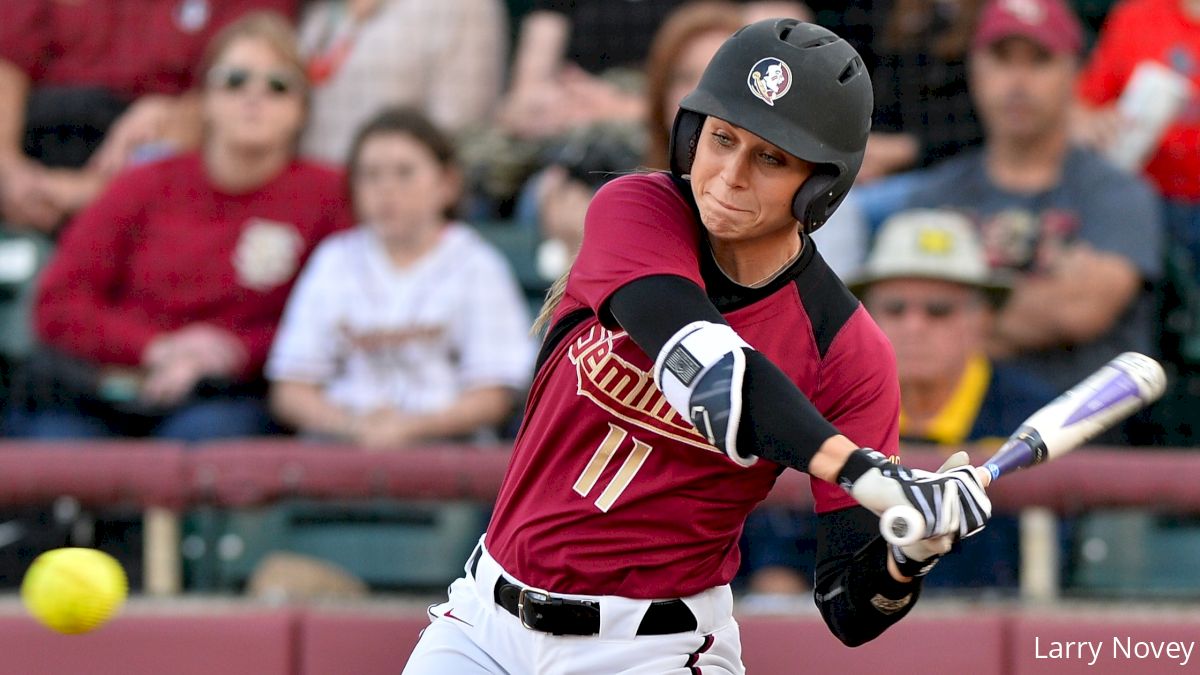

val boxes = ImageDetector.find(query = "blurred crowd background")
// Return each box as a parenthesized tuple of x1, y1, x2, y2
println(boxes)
(0, 0, 1197, 608)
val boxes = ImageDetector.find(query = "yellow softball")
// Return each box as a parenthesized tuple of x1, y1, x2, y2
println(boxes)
(21, 548, 128, 634)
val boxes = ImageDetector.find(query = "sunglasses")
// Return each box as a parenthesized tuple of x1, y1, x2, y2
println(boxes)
(208, 66, 301, 96)
(871, 298, 967, 320)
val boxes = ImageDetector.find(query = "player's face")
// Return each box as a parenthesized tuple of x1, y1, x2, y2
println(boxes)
(353, 132, 460, 243)
(970, 37, 1077, 144)
(689, 117, 813, 248)
(865, 279, 988, 385)
(204, 37, 305, 154)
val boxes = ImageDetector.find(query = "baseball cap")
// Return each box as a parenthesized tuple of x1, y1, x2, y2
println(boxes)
(848, 209, 1011, 304)
(973, 0, 1084, 56)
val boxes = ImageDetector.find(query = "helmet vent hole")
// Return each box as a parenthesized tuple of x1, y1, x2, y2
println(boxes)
(800, 36, 838, 49)
(837, 56, 864, 84)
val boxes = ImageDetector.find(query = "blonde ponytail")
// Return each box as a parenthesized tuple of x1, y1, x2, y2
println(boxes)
(531, 271, 570, 336)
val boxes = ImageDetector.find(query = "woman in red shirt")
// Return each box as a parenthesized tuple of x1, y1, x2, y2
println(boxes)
(9, 12, 351, 440)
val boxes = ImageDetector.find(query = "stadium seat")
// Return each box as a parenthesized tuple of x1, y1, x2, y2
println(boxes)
(184, 499, 487, 593)
(469, 219, 550, 306)
(1070, 509, 1200, 598)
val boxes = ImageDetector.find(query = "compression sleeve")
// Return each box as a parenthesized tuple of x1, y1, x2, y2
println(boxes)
(813, 506, 923, 646)
(608, 274, 841, 472)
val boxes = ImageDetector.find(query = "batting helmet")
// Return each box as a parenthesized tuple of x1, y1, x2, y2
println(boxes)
(669, 19, 872, 233)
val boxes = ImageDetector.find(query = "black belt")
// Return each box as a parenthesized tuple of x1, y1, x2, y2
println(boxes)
(468, 548, 697, 637)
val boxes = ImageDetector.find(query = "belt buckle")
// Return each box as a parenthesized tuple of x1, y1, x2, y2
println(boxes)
(517, 586, 555, 630)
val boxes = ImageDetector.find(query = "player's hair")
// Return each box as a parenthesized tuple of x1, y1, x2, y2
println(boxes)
(345, 106, 462, 221)
(532, 271, 569, 336)
(643, 2, 747, 169)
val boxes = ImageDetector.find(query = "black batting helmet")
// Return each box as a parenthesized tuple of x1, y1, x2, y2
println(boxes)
(669, 19, 872, 233)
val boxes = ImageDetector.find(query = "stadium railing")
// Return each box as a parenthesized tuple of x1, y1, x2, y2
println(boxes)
(1, 440, 1198, 600)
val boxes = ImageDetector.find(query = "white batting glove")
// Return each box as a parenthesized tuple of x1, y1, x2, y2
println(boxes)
(838, 448, 992, 544)
(889, 451, 973, 578)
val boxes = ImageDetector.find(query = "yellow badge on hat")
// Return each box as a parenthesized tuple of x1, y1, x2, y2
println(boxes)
(917, 227, 955, 255)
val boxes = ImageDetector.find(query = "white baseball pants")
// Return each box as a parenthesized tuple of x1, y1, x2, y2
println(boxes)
(402, 538, 746, 674)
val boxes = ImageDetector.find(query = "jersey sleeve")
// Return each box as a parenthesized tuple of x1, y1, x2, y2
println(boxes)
(810, 306, 902, 513)
(567, 173, 705, 328)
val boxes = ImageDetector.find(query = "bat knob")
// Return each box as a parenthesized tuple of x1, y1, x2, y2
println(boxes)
(881, 505, 925, 547)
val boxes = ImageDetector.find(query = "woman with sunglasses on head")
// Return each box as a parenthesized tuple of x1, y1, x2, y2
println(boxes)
(404, 20, 993, 674)
(10, 12, 351, 441)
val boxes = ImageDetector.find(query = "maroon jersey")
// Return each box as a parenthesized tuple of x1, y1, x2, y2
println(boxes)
(486, 173, 900, 599)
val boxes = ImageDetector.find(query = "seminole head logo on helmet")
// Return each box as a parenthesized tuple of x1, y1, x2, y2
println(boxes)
(747, 57, 792, 106)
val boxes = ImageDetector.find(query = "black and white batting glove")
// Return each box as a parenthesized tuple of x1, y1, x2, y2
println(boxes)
(837, 448, 992, 543)
(889, 451, 973, 578)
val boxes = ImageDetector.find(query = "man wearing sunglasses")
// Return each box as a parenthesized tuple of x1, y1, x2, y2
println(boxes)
(851, 208, 1056, 589)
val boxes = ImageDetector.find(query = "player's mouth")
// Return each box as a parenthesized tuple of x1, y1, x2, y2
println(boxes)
(708, 193, 749, 213)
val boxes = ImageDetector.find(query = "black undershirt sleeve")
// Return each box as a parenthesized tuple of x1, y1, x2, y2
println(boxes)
(814, 506, 923, 646)
(608, 274, 840, 473)
(610, 275, 921, 645)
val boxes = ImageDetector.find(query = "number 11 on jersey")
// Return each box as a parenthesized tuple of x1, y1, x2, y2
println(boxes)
(572, 423, 653, 512)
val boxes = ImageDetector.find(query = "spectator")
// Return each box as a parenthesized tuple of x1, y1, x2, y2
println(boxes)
(852, 210, 1054, 446)
(1073, 0, 1200, 412)
(9, 12, 351, 440)
(496, 0, 685, 141)
(860, 0, 987, 182)
(902, 0, 1163, 397)
(850, 208, 1056, 589)
(469, 0, 806, 219)
(643, 2, 748, 171)
(297, 0, 508, 164)
(0, 0, 296, 232)
(0, 0, 297, 421)
(267, 108, 535, 448)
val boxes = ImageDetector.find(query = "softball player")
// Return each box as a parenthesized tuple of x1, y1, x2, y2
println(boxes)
(405, 19, 992, 674)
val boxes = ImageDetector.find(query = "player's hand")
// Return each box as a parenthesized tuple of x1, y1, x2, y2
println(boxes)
(889, 451, 973, 578)
(838, 448, 992, 541)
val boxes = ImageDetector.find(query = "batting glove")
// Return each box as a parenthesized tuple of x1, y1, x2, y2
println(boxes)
(837, 448, 991, 544)
(888, 451, 973, 577)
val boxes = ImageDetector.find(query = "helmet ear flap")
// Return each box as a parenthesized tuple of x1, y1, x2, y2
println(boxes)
(669, 109, 706, 178)
(792, 166, 844, 234)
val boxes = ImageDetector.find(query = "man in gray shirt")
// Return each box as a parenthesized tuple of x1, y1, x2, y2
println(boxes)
(904, 0, 1162, 394)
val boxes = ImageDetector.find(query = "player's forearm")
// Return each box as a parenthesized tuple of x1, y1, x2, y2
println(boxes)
(611, 276, 847, 475)
(0, 59, 30, 164)
(814, 507, 922, 647)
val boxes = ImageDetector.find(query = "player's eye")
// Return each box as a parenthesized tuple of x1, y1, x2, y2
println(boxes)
(759, 152, 784, 166)
(710, 131, 733, 146)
